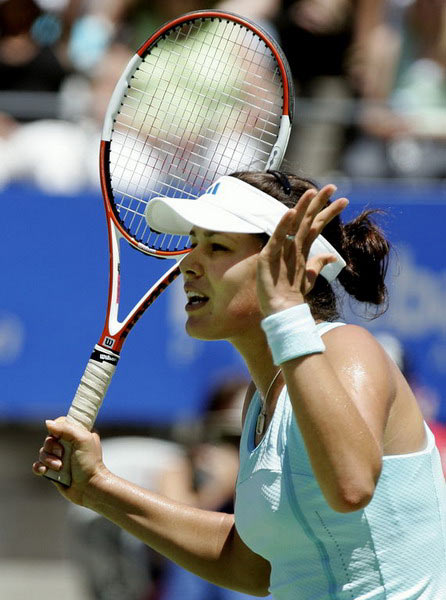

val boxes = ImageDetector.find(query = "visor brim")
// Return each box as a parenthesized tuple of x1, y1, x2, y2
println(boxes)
(146, 195, 265, 236)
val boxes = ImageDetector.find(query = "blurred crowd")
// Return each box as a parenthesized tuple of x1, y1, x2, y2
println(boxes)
(0, 0, 445, 194)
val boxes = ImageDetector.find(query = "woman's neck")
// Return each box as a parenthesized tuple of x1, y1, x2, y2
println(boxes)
(229, 328, 278, 398)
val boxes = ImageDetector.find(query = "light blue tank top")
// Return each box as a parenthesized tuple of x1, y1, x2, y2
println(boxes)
(235, 322, 446, 599)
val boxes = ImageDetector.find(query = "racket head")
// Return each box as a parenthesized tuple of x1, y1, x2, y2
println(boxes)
(100, 9, 294, 258)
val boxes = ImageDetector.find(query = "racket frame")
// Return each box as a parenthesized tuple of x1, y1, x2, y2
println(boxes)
(43, 9, 294, 486)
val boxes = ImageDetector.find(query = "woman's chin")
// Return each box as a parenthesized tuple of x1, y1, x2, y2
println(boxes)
(185, 318, 216, 341)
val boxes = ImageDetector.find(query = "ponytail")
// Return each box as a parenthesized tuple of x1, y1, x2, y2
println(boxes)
(306, 208, 390, 320)
(337, 210, 390, 307)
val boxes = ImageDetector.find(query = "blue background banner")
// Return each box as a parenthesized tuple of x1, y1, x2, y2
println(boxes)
(1, 182, 445, 424)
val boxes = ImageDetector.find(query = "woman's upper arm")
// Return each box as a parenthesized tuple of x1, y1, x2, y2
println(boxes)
(323, 324, 396, 450)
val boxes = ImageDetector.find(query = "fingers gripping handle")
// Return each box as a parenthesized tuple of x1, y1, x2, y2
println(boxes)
(43, 345, 119, 486)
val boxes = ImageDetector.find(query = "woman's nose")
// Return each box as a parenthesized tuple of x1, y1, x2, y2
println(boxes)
(179, 247, 203, 277)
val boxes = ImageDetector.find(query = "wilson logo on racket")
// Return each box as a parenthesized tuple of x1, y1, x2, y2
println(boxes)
(90, 349, 119, 365)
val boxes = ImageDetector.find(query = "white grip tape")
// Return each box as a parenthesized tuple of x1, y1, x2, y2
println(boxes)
(67, 350, 118, 430)
(43, 345, 119, 487)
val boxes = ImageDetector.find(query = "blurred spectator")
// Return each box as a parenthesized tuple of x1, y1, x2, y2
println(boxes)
(0, 0, 74, 121)
(0, 40, 131, 193)
(66, 0, 214, 72)
(343, 0, 446, 178)
(66, 0, 134, 72)
(275, 0, 367, 177)
(216, 0, 387, 178)
(0, 0, 216, 193)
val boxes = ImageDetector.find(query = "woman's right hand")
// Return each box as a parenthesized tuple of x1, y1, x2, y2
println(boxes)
(32, 417, 108, 506)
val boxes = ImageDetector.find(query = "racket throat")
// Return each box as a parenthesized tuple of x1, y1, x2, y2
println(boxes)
(265, 115, 291, 170)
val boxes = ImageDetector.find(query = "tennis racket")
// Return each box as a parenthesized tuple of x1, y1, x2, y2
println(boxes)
(44, 9, 294, 486)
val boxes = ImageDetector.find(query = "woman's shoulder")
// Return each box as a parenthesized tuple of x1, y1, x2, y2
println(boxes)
(323, 323, 396, 376)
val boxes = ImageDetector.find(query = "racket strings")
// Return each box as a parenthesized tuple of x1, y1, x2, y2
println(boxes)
(116, 27, 280, 200)
(109, 17, 284, 252)
(142, 25, 282, 125)
(113, 25, 200, 248)
(130, 30, 280, 154)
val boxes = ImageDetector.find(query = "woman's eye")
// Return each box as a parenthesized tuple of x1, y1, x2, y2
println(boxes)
(187, 241, 228, 251)
(211, 243, 228, 251)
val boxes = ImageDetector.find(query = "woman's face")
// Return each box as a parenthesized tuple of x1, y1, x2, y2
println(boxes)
(179, 227, 264, 342)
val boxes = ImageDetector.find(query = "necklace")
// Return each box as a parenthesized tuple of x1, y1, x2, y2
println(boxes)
(256, 370, 281, 436)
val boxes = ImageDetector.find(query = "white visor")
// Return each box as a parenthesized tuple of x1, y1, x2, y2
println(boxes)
(145, 175, 346, 282)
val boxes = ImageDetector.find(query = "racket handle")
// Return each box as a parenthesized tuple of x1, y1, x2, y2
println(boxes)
(43, 345, 119, 486)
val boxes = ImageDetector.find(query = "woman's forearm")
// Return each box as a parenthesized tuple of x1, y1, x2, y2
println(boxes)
(83, 470, 270, 596)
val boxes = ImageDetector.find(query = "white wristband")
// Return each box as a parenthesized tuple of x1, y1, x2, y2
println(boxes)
(261, 304, 325, 365)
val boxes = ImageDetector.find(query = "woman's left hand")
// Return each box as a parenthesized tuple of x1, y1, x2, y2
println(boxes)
(256, 184, 348, 317)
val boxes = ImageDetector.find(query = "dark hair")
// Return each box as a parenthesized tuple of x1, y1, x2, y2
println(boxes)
(230, 171, 390, 321)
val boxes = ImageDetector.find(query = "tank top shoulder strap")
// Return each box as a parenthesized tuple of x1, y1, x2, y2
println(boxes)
(316, 321, 346, 336)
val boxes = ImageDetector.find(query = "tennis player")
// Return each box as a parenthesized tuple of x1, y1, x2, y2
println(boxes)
(34, 171, 446, 599)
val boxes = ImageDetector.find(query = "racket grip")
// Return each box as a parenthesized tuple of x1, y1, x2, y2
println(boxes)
(43, 345, 119, 486)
